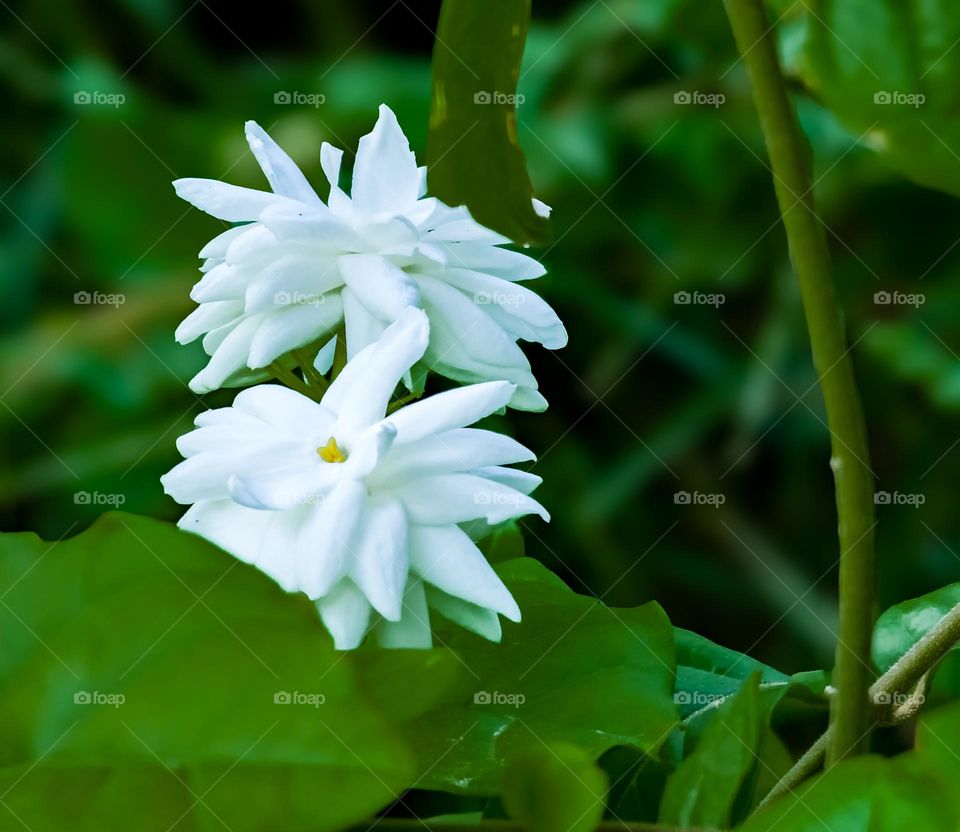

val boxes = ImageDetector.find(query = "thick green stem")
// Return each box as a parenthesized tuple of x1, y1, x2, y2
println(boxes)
(759, 601, 960, 808)
(722, 0, 876, 765)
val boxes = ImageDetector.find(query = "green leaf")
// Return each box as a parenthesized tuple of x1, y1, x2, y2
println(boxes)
(402, 558, 678, 794)
(502, 742, 607, 832)
(872, 583, 960, 674)
(427, 0, 550, 245)
(0, 512, 433, 831)
(659, 673, 763, 828)
(787, 1, 960, 198)
(738, 754, 957, 832)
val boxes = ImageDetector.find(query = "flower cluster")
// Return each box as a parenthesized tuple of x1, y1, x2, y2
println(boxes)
(163, 106, 563, 649)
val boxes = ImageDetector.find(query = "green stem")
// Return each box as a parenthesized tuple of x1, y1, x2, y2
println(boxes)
(268, 361, 320, 401)
(721, 0, 876, 766)
(759, 600, 960, 807)
(294, 348, 329, 393)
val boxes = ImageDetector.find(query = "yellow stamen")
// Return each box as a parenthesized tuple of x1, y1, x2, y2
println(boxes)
(317, 436, 347, 464)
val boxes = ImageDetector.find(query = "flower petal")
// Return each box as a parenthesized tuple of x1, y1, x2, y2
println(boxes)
(175, 300, 243, 345)
(425, 585, 503, 641)
(409, 524, 520, 620)
(296, 479, 365, 598)
(228, 460, 334, 511)
(387, 381, 514, 445)
(375, 428, 534, 481)
(173, 178, 296, 222)
(232, 384, 333, 435)
(390, 473, 549, 525)
(190, 315, 262, 393)
(342, 287, 387, 360)
(351, 104, 420, 216)
(339, 253, 421, 322)
(316, 580, 372, 650)
(247, 297, 344, 369)
(244, 121, 323, 205)
(349, 497, 408, 621)
(375, 577, 432, 649)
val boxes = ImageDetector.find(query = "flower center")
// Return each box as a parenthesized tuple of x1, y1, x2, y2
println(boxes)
(317, 436, 347, 464)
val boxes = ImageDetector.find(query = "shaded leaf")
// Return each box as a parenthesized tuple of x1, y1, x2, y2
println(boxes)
(872, 583, 960, 674)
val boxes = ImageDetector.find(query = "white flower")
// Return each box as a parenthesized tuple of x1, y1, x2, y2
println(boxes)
(161, 309, 548, 649)
(174, 104, 566, 410)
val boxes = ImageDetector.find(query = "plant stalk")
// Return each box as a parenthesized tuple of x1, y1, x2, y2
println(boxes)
(759, 600, 960, 808)
(722, 0, 876, 766)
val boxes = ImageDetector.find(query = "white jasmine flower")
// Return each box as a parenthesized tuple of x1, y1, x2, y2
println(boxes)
(161, 309, 548, 649)
(174, 105, 566, 409)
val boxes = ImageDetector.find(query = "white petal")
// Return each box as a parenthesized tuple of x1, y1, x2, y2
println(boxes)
(199, 225, 250, 259)
(228, 461, 334, 511)
(247, 299, 344, 369)
(190, 315, 262, 393)
(424, 204, 511, 245)
(244, 257, 343, 315)
(342, 422, 397, 479)
(532, 198, 551, 218)
(330, 307, 429, 432)
(350, 497, 408, 621)
(175, 301, 243, 345)
(320, 142, 353, 216)
(258, 201, 351, 246)
(391, 473, 549, 525)
(351, 104, 420, 215)
(313, 336, 337, 374)
(441, 267, 567, 349)
(316, 580, 372, 650)
(244, 121, 322, 205)
(296, 480, 366, 598)
(162, 449, 266, 503)
(375, 577, 432, 649)
(173, 178, 295, 222)
(177, 499, 273, 570)
(233, 384, 333, 435)
(409, 524, 520, 620)
(342, 287, 387, 360)
(387, 381, 514, 445)
(436, 241, 546, 281)
(425, 585, 503, 641)
(254, 508, 305, 591)
(475, 465, 542, 495)
(191, 262, 249, 303)
(375, 428, 534, 481)
(339, 254, 421, 322)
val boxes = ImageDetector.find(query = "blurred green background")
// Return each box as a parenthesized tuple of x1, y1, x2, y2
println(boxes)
(3, 0, 959, 680)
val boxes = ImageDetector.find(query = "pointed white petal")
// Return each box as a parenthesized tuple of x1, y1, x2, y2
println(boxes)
(296, 480, 366, 598)
(474, 465, 542, 495)
(391, 473, 549, 525)
(247, 299, 344, 369)
(425, 585, 504, 641)
(409, 524, 520, 620)
(313, 336, 337, 374)
(316, 580, 372, 650)
(189, 315, 262, 393)
(244, 121, 322, 205)
(339, 253, 421, 322)
(375, 428, 534, 481)
(177, 499, 274, 570)
(436, 241, 546, 281)
(351, 104, 420, 215)
(342, 287, 387, 360)
(350, 497, 408, 621)
(175, 301, 243, 345)
(387, 381, 514, 445)
(375, 577, 432, 649)
(232, 384, 333, 434)
(342, 422, 397, 479)
(228, 460, 334, 511)
(199, 224, 250, 259)
(173, 178, 295, 222)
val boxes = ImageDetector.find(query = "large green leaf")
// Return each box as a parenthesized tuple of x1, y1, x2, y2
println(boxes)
(502, 742, 607, 832)
(785, 0, 960, 197)
(0, 512, 435, 831)
(872, 583, 960, 674)
(402, 558, 677, 795)
(659, 674, 762, 828)
(427, 0, 550, 244)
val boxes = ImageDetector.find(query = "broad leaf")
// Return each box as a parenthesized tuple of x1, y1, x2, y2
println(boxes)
(0, 512, 434, 832)
(659, 674, 763, 828)
(402, 558, 677, 794)
(427, 0, 550, 244)
(502, 742, 607, 832)
(873, 583, 960, 674)
(785, 1, 960, 198)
